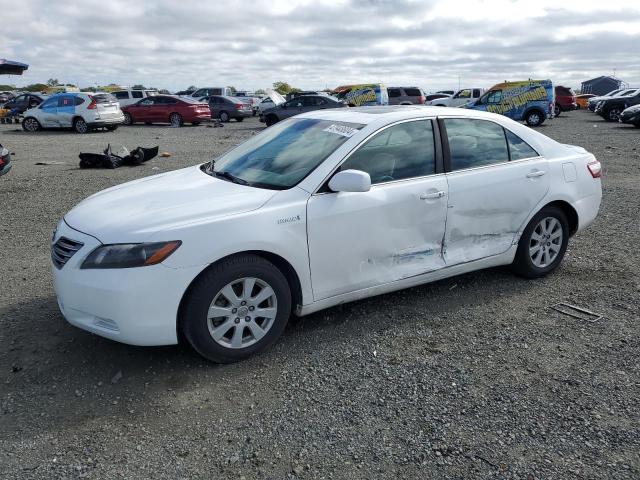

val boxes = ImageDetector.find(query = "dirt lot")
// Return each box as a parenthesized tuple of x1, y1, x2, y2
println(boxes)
(1, 111, 639, 479)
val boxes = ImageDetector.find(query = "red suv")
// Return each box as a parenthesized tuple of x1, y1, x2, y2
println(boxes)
(554, 86, 577, 117)
(122, 95, 211, 127)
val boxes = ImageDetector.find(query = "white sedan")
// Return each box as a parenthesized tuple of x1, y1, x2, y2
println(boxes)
(52, 106, 602, 362)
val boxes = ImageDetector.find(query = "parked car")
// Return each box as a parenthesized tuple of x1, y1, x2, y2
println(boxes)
(333, 84, 389, 106)
(0, 143, 11, 176)
(465, 80, 554, 127)
(0, 91, 15, 103)
(122, 95, 211, 127)
(2, 92, 46, 115)
(425, 93, 451, 102)
(595, 88, 640, 121)
(260, 94, 345, 126)
(207, 95, 252, 122)
(190, 87, 233, 100)
(618, 104, 640, 127)
(554, 86, 577, 116)
(52, 106, 601, 363)
(425, 88, 485, 107)
(22, 92, 124, 133)
(175, 88, 196, 96)
(575, 93, 595, 109)
(234, 92, 263, 115)
(111, 89, 158, 107)
(587, 88, 633, 111)
(436, 90, 455, 95)
(257, 96, 276, 115)
(387, 87, 426, 105)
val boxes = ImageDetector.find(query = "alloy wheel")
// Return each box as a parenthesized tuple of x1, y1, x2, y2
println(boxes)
(608, 108, 622, 121)
(170, 113, 182, 127)
(207, 277, 278, 349)
(529, 216, 563, 268)
(528, 112, 541, 125)
(75, 119, 88, 133)
(23, 118, 39, 132)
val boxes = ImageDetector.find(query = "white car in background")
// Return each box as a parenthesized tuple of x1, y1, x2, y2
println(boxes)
(426, 88, 485, 107)
(52, 106, 601, 362)
(22, 92, 124, 133)
(111, 89, 158, 107)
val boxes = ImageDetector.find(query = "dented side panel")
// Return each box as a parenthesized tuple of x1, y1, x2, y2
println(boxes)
(307, 177, 448, 301)
(444, 158, 550, 265)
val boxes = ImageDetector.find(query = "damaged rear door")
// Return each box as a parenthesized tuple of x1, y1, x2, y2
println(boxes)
(440, 117, 550, 265)
(307, 119, 448, 301)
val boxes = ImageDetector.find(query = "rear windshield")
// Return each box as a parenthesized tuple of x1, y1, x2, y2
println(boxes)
(180, 96, 207, 104)
(92, 93, 117, 104)
(404, 88, 422, 96)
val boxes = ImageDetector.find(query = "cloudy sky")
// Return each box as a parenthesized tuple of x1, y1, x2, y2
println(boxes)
(2, 0, 640, 92)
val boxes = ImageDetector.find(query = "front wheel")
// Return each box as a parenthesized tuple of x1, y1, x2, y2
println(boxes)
(553, 105, 561, 117)
(22, 117, 41, 132)
(170, 113, 183, 127)
(181, 254, 292, 363)
(525, 110, 544, 127)
(511, 206, 569, 278)
(74, 117, 90, 134)
(265, 115, 278, 127)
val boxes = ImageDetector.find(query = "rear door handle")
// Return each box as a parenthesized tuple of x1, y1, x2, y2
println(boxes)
(420, 191, 446, 200)
(526, 170, 546, 178)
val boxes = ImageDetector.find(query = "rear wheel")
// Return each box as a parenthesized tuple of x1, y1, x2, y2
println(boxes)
(123, 112, 133, 125)
(73, 117, 90, 134)
(605, 107, 622, 122)
(181, 254, 292, 363)
(22, 117, 41, 132)
(554, 104, 561, 117)
(511, 206, 569, 278)
(219, 111, 230, 122)
(525, 110, 545, 127)
(170, 113, 183, 127)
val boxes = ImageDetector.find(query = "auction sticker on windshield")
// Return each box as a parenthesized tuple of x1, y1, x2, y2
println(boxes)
(323, 124, 359, 137)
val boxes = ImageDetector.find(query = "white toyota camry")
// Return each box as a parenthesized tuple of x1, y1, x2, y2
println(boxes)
(52, 106, 602, 362)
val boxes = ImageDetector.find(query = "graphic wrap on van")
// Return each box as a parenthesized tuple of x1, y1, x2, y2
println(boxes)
(334, 84, 389, 106)
(466, 80, 553, 126)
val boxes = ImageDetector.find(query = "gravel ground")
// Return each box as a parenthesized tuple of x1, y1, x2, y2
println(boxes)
(0, 111, 639, 479)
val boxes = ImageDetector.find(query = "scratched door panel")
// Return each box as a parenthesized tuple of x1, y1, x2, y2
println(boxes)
(444, 158, 550, 265)
(306, 177, 448, 301)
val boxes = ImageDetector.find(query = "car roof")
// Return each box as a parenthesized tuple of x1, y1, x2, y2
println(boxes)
(298, 105, 502, 125)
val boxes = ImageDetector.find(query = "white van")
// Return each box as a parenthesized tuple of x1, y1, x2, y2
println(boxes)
(112, 89, 158, 107)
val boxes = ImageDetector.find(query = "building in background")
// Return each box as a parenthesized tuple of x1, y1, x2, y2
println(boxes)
(580, 76, 625, 95)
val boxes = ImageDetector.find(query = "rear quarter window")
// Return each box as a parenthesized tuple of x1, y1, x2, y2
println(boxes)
(404, 88, 422, 97)
(92, 94, 117, 104)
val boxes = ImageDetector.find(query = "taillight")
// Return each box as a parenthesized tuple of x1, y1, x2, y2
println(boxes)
(587, 160, 602, 178)
(235, 103, 243, 108)
(419, 96, 425, 104)
(87, 96, 97, 109)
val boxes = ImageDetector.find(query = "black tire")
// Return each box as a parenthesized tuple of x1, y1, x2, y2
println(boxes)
(236, 117, 244, 122)
(525, 109, 545, 127)
(105, 125, 118, 131)
(22, 117, 41, 132)
(123, 112, 133, 125)
(265, 114, 278, 127)
(169, 113, 183, 127)
(605, 107, 622, 122)
(219, 111, 230, 122)
(553, 104, 561, 117)
(73, 117, 91, 134)
(511, 205, 569, 279)
(181, 254, 292, 363)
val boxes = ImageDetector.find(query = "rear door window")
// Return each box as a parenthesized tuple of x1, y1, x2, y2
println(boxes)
(113, 91, 129, 99)
(404, 88, 422, 97)
(388, 88, 401, 98)
(444, 118, 509, 171)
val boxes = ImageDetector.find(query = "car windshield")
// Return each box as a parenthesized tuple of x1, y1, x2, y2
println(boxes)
(206, 118, 364, 190)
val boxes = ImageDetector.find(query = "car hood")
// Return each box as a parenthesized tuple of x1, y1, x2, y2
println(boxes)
(265, 89, 285, 106)
(64, 165, 278, 244)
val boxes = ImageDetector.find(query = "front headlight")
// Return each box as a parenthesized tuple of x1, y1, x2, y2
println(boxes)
(81, 241, 181, 269)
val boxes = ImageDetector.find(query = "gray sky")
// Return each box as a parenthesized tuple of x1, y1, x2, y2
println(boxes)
(2, 0, 640, 92)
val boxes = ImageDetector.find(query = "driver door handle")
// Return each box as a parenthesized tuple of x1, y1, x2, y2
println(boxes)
(420, 191, 446, 200)
(526, 170, 546, 178)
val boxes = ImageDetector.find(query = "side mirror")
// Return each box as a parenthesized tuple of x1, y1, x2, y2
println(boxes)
(328, 169, 371, 193)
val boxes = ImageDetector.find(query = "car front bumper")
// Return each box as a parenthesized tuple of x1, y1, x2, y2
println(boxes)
(51, 220, 203, 346)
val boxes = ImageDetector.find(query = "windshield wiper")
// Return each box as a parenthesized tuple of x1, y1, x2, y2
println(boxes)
(214, 170, 249, 185)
